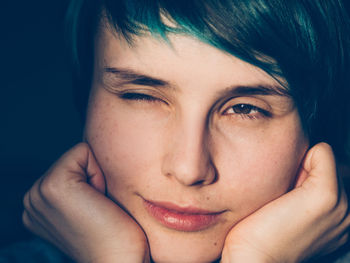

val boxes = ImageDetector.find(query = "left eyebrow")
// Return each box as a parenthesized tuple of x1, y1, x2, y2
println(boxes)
(221, 84, 291, 97)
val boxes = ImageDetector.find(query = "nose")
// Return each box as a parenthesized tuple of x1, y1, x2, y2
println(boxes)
(161, 115, 216, 187)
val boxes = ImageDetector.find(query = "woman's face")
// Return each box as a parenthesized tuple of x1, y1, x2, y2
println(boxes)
(84, 25, 309, 262)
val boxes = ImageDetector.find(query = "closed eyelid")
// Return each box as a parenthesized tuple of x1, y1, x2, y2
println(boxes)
(120, 92, 157, 100)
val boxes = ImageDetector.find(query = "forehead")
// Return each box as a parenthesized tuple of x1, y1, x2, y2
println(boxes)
(95, 27, 288, 92)
(94, 25, 286, 93)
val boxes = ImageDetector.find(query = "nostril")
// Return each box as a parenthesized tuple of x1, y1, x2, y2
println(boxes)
(191, 179, 206, 186)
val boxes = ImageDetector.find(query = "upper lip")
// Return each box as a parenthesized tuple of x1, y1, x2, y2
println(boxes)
(144, 199, 225, 215)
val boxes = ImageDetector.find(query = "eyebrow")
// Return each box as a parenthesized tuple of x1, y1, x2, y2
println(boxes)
(104, 67, 169, 87)
(103, 66, 290, 97)
(222, 84, 290, 97)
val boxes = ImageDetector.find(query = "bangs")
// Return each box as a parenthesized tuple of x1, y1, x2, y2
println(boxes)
(102, 0, 286, 77)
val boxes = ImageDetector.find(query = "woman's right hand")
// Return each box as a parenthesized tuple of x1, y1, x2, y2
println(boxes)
(22, 143, 150, 263)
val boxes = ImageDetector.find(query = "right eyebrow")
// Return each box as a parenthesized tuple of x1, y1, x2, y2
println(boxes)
(103, 67, 171, 88)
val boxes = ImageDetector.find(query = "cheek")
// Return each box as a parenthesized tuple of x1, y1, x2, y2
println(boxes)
(84, 90, 165, 197)
(213, 117, 308, 214)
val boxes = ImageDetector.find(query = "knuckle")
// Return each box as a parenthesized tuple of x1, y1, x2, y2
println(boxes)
(23, 191, 31, 211)
(317, 188, 339, 213)
(27, 189, 41, 213)
(344, 208, 350, 226)
(23, 176, 50, 212)
(38, 176, 70, 208)
(22, 210, 33, 230)
(75, 142, 89, 151)
(334, 233, 349, 251)
(24, 189, 39, 213)
(341, 233, 349, 245)
(66, 142, 89, 161)
(335, 193, 349, 222)
(325, 192, 350, 225)
(330, 194, 349, 220)
(38, 176, 60, 202)
(339, 196, 349, 219)
(22, 211, 40, 236)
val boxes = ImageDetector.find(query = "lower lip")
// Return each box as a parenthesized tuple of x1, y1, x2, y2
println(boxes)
(143, 200, 222, 232)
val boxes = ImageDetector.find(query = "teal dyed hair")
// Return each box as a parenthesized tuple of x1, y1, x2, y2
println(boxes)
(66, 0, 350, 162)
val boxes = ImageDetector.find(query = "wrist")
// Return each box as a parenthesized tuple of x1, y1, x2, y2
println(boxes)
(221, 254, 275, 263)
(78, 242, 150, 263)
(221, 245, 278, 263)
(83, 250, 150, 263)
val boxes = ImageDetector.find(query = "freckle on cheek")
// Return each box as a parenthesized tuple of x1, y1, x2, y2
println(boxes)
(206, 197, 210, 200)
(214, 242, 217, 246)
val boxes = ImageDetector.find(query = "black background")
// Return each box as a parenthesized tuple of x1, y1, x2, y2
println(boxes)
(1, 1, 82, 247)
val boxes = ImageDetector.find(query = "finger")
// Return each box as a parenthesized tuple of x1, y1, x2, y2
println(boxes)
(23, 185, 66, 245)
(23, 183, 50, 225)
(85, 143, 106, 194)
(38, 155, 136, 243)
(318, 230, 349, 256)
(299, 143, 338, 195)
(22, 209, 63, 252)
(43, 142, 106, 194)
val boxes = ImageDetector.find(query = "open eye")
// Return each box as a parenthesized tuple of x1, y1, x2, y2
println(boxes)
(224, 104, 270, 119)
(231, 104, 258, 114)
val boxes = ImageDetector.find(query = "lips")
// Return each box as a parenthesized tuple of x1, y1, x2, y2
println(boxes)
(143, 199, 224, 232)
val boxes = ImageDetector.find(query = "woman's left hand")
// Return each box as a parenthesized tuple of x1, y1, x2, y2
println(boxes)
(221, 143, 350, 263)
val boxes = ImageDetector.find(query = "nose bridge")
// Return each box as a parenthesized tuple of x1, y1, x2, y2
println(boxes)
(162, 109, 215, 186)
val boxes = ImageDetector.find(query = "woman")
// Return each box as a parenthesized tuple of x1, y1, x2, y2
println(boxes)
(23, 0, 350, 262)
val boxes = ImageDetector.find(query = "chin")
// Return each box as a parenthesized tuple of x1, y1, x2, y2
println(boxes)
(145, 226, 225, 263)
(150, 246, 221, 263)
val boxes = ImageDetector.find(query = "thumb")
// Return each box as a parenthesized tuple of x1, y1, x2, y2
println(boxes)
(295, 142, 338, 192)
(52, 142, 106, 194)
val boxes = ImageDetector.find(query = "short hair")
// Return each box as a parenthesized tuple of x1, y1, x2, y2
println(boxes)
(65, 0, 350, 162)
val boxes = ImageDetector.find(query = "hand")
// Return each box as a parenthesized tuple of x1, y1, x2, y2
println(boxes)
(221, 143, 350, 263)
(22, 143, 150, 263)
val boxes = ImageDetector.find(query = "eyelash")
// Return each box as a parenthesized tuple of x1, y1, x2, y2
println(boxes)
(223, 104, 271, 119)
(120, 92, 159, 102)
(120, 92, 271, 120)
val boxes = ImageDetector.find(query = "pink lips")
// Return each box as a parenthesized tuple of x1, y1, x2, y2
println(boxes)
(143, 199, 223, 232)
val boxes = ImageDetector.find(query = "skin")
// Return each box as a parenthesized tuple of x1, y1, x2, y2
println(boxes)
(83, 25, 309, 262)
